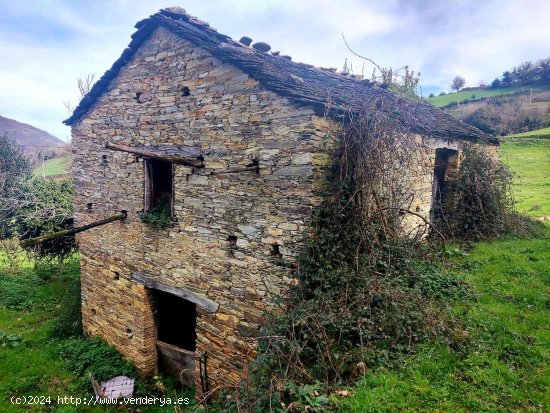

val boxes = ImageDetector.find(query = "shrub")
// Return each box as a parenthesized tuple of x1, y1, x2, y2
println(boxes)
(58, 337, 136, 384)
(435, 144, 529, 240)
(16, 177, 75, 259)
(458, 98, 549, 136)
(139, 203, 172, 228)
(57, 337, 176, 397)
(0, 271, 44, 309)
(219, 107, 470, 411)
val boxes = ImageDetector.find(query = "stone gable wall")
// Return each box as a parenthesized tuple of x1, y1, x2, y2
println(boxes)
(72, 26, 334, 390)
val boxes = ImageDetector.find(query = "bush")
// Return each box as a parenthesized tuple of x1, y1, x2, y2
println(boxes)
(0, 271, 44, 309)
(220, 109, 470, 411)
(16, 178, 74, 259)
(57, 337, 177, 398)
(436, 144, 523, 240)
(58, 337, 136, 385)
(139, 203, 172, 228)
(459, 98, 549, 136)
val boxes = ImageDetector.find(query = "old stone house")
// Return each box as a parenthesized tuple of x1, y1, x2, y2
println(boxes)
(64, 7, 495, 393)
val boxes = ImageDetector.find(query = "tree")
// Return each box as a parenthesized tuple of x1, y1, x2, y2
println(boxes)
(502, 71, 513, 87)
(0, 133, 74, 259)
(517, 61, 535, 84)
(536, 58, 550, 84)
(491, 78, 502, 89)
(451, 76, 466, 93)
(0, 134, 32, 238)
(63, 74, 95, 114)
(15, 177, 74, 258)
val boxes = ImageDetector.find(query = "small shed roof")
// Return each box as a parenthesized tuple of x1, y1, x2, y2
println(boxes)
(64, 8, 496, 143)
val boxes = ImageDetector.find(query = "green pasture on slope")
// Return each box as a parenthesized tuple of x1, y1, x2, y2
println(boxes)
(426, 85, 538, 107)
(33, 156, 70, 177)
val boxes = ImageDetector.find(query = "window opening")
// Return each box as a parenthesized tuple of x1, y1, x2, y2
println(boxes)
(144, 159, 173, 213)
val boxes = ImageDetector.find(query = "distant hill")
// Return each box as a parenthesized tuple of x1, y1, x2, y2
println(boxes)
(0, 115, 68, 160)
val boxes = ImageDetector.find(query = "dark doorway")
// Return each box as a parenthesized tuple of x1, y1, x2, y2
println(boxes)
(151, 289, 197, 386)
(144, 159, 173, 211)
(154, 289, 197, 351)
(431, 148, 458, 220)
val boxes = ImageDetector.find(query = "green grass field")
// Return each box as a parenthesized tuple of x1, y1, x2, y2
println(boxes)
(500, 137, 550, 218)
(426, 85, 537, 107)
(33, 156, 70, 177)
(339, 231, 550, 412)
(506, 126, 550, 139)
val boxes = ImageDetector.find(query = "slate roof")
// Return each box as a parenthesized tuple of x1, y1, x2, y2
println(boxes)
(64, 7, 496, 143)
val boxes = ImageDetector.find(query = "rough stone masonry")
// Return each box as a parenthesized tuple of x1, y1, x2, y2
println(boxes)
(73, 26, 338, 390)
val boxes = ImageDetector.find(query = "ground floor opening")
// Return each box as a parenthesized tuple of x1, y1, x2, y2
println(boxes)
(150, 288, 197, 387)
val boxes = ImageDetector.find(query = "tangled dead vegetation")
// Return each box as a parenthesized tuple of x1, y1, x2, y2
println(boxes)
(434, 143, 541, 240)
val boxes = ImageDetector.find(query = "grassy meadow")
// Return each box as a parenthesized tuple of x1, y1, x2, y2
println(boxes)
(425, 85, 543, 107)
(339, 230, 550, 412)
(33, 156, 70, 177)
(500, 135, 550, 218)
(506, 127, 550, 139)
(0, 257, 81, 413)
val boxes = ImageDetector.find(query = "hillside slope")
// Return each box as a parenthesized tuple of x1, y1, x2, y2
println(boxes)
(0, 115, 67, 158)
(427, 86, 550, 136)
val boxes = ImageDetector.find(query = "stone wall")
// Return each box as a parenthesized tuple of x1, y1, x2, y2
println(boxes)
(72, 26, 333, 392)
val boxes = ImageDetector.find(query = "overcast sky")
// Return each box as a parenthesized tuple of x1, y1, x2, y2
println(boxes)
(0, 0, 548, 142)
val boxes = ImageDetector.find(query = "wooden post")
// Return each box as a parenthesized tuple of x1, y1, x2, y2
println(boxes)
(20, 212, 127, 247)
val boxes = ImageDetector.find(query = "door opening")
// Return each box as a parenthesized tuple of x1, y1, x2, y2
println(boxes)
(431, 148, 458, 220)
(151, 289, 197, 387)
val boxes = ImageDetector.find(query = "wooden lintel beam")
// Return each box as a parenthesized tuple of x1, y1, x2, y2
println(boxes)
(131, 272, 219, 312)
(106, 143, 204, 168)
